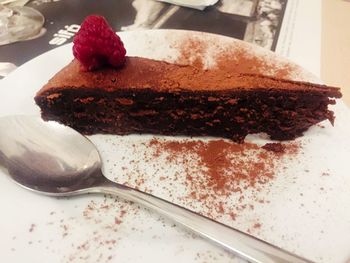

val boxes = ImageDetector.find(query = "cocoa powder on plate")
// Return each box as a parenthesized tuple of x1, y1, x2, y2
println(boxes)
(147, 138, 300, 221)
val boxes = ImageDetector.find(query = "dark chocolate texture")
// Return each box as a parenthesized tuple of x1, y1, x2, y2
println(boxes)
(35, 57, 342, 142)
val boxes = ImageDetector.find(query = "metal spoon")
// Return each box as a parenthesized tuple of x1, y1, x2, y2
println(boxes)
(0, 115, 313, 263)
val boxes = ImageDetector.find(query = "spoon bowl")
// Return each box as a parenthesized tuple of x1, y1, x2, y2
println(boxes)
(0, 116, 102, 193)
(0, 115, 313, 263)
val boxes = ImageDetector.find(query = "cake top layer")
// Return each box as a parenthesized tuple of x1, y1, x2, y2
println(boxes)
(38, 57, 341, 97)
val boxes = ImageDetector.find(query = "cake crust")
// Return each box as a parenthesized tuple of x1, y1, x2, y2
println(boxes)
(38, 57, 341, 95)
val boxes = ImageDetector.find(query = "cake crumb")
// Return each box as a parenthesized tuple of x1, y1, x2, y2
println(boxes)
(262, 143, 286, 153)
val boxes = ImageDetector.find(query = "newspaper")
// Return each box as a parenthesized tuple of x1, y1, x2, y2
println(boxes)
(275, 0, 321, 77)
(0, 0, 321, 78)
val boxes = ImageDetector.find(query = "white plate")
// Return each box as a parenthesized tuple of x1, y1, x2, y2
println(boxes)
(0, 30, 350, 263)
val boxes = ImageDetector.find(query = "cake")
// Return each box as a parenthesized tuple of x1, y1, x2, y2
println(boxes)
(34, 56, 342, 142)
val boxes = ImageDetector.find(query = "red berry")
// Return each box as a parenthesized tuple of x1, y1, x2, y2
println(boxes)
(73, 15, 126, 71)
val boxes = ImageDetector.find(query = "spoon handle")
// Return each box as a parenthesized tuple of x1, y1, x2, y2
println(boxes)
(93, 177, 313, 263)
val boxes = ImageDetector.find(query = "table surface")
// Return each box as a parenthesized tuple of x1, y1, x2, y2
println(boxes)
(322, 0, 350, 106)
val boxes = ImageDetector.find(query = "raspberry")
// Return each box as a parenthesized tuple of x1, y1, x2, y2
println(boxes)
(73, 15, 126, 71)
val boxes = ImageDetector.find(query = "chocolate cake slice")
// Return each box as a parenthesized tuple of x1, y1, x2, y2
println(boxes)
(34, 57, 342, 142)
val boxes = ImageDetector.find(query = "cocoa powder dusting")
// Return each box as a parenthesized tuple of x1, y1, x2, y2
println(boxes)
(24, 196, 140, 263)
(147, 138, 300, 221)
(172, 37, 208, 69)
(253, 223, 262, 229)
(172, 36, 299, 80)
(149, 139, 299, 194)
(63, 197, 133, 262)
